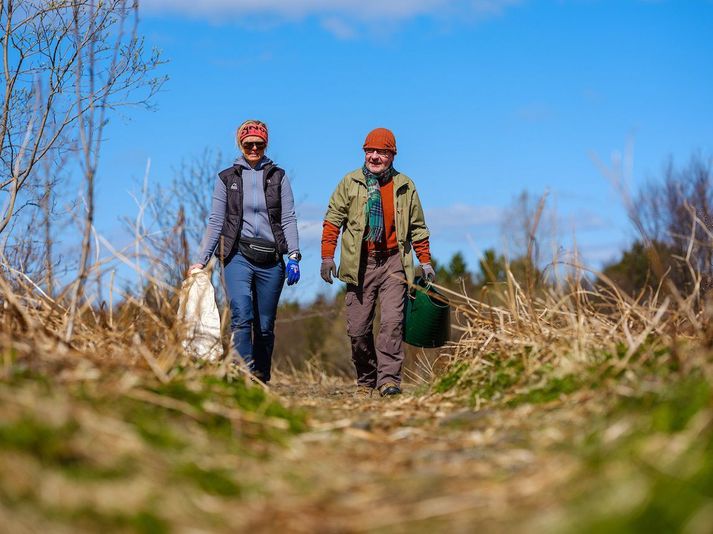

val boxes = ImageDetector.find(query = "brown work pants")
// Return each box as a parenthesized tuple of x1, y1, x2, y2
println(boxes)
(345, 253, 407, 389)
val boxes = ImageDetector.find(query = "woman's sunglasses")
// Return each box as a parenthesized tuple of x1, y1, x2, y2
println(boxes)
(243, 141, 266, 150)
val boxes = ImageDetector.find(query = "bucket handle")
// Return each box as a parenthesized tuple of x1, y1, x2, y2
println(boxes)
(409, 276, 450, 309)
(408, 276, 434, 300)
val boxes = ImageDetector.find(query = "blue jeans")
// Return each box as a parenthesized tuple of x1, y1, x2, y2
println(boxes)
(223, 252, 284, 381)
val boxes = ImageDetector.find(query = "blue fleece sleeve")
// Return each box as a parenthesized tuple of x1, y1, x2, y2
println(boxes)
(280, 173, 299, 255)
(197, 177, 227, 265)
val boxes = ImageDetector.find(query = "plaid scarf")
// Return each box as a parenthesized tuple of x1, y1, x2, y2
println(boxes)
(362, 165, 395, 243)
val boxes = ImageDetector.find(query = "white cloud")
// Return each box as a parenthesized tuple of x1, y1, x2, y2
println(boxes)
(143, 0, 442, 19)
(467, 0, 524, 16)
(563, 209, 609, 233)
(296, 202, 327, 221)
(515, 102, 554, 123)
(320, 17, 357, 40)
(577, 243, 628, 268)
(294, 202, 502, 249)
(297, 219, 324, 244)
(425, 203, 503, 243)
(427, 203, 503, 228)
(141, 0, 524, 28)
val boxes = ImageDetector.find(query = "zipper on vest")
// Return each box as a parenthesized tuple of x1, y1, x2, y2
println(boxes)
(253, 169, 258, 236)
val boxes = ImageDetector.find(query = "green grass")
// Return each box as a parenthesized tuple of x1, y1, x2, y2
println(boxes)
(152, 375, 307, 434)
(632, 375, 710, 433)
(479, 356, 525, 401)
(0, 416, 81, 465)
(0, 416, 131, 481)
(124, 405, 188, 450)
(560, 374, 713, 533)
(431, 342, 713, 533)
(0, 366, 306, 531)
(42, 505, 169, 534)
(434, 361, 470, 393)
(507, 374, 582, 407)
(435, 342, 680, 410)
(175, 462, 244, 497)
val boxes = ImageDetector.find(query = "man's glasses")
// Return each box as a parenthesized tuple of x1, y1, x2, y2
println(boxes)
(243, 141, 266, 150)
(364, 148, 392, 156)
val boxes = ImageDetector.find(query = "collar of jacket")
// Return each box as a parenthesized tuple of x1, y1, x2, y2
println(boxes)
(235, 155, 272, 170)
(349, 167, 409, 191)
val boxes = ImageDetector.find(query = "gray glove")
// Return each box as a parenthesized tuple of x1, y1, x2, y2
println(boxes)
(320, 259, 337, 284)
(421, 263, 435, 282)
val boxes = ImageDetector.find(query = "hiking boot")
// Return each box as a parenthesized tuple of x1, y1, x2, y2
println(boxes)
(354, 385, 374, 399)
(252, 369, 269, 384)
(379, 383, 402, 397)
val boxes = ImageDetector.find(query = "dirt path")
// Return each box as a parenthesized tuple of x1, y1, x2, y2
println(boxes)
(235, 378, 600, 533)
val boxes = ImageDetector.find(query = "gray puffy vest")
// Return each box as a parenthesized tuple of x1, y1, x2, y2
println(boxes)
(216, 163, 288, 260)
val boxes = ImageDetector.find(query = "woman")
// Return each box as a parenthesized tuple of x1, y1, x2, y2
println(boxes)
(190, 120, 301, 382)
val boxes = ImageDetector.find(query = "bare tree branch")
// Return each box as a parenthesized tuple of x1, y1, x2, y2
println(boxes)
(0, 0, 166, 237)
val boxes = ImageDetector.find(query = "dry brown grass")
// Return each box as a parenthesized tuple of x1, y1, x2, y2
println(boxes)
(428, 253, 711, 395)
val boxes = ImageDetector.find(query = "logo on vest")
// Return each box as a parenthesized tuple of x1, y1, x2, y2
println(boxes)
(230, 183, 238, 190)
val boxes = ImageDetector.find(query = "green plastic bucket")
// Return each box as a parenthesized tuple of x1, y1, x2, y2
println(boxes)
(403, 277, 451, 348)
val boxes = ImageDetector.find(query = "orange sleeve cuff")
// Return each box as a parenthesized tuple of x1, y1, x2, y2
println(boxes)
(321, 221, 340, 259)
(413, 237, 431, 264)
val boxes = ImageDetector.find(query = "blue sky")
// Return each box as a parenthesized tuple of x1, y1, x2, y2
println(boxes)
(99, 0, 713, 300)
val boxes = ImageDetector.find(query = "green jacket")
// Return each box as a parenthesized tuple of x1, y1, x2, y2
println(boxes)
(324, 168, 430, 286)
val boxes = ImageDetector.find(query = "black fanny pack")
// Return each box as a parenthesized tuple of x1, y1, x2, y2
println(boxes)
(238, 237, 279, 265)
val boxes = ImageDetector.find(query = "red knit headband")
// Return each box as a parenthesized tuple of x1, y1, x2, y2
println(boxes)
(238, 121, 268, 144)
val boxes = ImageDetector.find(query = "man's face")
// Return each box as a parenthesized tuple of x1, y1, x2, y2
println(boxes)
(364, 148, 395, 174)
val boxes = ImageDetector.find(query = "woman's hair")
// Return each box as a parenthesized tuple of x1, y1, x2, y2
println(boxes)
(236, 119, 268, 147)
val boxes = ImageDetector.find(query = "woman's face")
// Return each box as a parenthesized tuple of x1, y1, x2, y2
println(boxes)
(241, 135, 266, 164)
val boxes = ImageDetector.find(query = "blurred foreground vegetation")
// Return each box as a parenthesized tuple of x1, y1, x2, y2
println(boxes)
(0, 360, 305, 532)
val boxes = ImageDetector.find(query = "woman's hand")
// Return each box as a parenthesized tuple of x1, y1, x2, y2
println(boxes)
(188, 263, 204, 274)
(285, 259, 300, 285)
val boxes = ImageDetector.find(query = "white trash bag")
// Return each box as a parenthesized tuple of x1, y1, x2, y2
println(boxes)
(177, 269, 223, 362)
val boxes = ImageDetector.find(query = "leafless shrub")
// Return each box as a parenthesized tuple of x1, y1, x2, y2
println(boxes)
(143, 148, 225, 287)
(633, 154, 713, 294)
(0, 0, 165, 240)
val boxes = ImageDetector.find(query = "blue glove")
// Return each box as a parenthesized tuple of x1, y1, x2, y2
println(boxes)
(285, 258, 300, 286)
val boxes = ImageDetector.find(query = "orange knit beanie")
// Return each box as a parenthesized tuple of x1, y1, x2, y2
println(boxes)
(363, 127, 397, 154)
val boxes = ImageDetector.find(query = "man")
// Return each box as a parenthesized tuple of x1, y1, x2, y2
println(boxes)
(320, 127, 435, 398)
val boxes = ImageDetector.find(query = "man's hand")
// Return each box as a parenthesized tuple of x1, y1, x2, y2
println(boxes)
(421, 263, 435, 282)
(320, 259, 337, 284)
